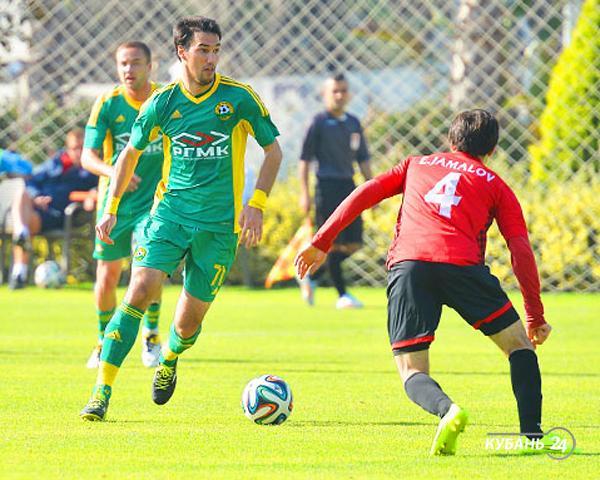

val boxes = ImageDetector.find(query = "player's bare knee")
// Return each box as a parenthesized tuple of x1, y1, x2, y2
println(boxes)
(125, 283, 150, 308)
(125, 269, 161, 309)
(503, 336, 534, 356)
(399, 367, 422, 384)
(174, 311, 205, 338)
(394, 350, 429, 383)
(174, 290, 210, 337)
(96, 263, 120, 292)
(490, 321, 533, 357)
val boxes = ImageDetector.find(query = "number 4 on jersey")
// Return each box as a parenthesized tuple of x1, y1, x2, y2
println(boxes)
(424, 172, 462, 218)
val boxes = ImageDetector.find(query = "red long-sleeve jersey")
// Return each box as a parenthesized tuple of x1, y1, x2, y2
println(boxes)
(312, 151, 545, 327)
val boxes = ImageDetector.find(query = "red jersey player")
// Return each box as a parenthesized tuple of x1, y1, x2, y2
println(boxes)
(296, 109, 553, 455)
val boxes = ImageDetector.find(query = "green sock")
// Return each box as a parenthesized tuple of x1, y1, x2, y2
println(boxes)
(97, 308, 115, 341)
(159, 322, 202, 367)
(143, 302, 160, 331)
(99, 302, 144, 367)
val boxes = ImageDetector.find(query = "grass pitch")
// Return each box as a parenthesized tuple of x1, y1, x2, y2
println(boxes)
(1, 285, 598, 479)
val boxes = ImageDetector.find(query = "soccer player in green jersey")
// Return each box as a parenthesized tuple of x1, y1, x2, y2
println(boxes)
(82, 41, 165, 370)
(80, 17, 282, 421)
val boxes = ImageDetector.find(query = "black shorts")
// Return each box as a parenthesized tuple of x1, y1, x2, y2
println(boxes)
(387, 260, 519, 355)
(315, 178, 362, 245)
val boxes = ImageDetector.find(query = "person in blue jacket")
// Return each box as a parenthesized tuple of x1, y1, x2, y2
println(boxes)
(9, 128, 97, 289)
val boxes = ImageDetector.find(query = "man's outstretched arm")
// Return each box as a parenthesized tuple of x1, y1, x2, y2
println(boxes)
(296, 164, 405, 278)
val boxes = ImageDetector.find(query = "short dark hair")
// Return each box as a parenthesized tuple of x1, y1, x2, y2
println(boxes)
(331, 73, 347, 83)
(173, 16, 222, 60)
(116, 41, 152, 63)
(448, 109, 499, 157)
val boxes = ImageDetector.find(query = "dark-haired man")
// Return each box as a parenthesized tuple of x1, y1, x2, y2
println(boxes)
(296, 109, 553, 455)
(82, 41, 165, 370)
(80, 17, 282, 421)
(298, 73, 372, 308)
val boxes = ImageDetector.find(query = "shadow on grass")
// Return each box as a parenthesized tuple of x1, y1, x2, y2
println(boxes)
(278, 368, 395, 375)
(184, 357, 253, 365)
(491, 452, 600, 458)
(104, 420, 148, 424)
(287, 420, 430, 427)
(437, 370, 599, 378)
(183, 358, 354, 366)
(79, 419, 148, 425)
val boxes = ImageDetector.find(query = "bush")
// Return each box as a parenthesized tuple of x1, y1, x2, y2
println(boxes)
(487, 174, 600, 291)
(529, 0, 600, 181)
(19, 169, 596, 292)
(228, 177, 305, 286)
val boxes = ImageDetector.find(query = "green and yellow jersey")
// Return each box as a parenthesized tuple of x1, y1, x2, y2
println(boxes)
(130, 74, 279, 233)
(84, 82, 164, 217)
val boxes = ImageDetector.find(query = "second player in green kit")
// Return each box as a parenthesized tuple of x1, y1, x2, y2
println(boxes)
(88, 84, 163, 260)
(82, 41, 165, 369)
(80, 17, 283, 421)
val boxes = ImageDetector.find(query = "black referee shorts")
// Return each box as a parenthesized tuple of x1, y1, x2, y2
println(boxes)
(315, 178, 362, 245)
(387, 260, 519, 355)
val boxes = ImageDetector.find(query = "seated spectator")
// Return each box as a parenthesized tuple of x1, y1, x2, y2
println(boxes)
(9, 128, 98, 289)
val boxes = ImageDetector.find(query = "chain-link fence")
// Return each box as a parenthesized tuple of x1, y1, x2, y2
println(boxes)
(1, 0, 598, 291)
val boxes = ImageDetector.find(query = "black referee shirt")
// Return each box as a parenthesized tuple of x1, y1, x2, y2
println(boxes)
(300, 111, 369, 180)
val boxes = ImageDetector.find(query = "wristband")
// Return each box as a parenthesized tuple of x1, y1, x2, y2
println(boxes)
(248, 189, 268, 211)
(105, 196, 121, 215)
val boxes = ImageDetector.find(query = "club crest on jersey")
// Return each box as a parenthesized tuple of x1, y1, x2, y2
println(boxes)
(214, 101, 234, 120)
(133, 246, 147, 261)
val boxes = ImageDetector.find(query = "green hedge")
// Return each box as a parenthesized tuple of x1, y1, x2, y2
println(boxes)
(486, 174, 600, 291)
(529, 0, 600, 180)
(8, 171, 597, 292)
(228, 178, 305, 286)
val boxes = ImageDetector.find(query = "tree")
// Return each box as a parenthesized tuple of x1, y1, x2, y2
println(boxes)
(529, 0, 600, 181)
(450, 1, 509, 109)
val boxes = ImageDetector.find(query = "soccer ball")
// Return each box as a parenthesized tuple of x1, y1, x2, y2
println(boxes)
(241, 374, 293, 425)
(34, 260, 64, 288)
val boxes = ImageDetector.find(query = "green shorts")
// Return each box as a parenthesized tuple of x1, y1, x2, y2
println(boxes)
(132, 216, 238, 302)
(93, 212, 149, 261)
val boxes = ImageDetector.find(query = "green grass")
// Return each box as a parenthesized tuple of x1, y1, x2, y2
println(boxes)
(1, 285, 598, 479)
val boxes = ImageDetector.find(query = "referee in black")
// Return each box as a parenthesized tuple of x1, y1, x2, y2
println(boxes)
(298, 73, 373, 308)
